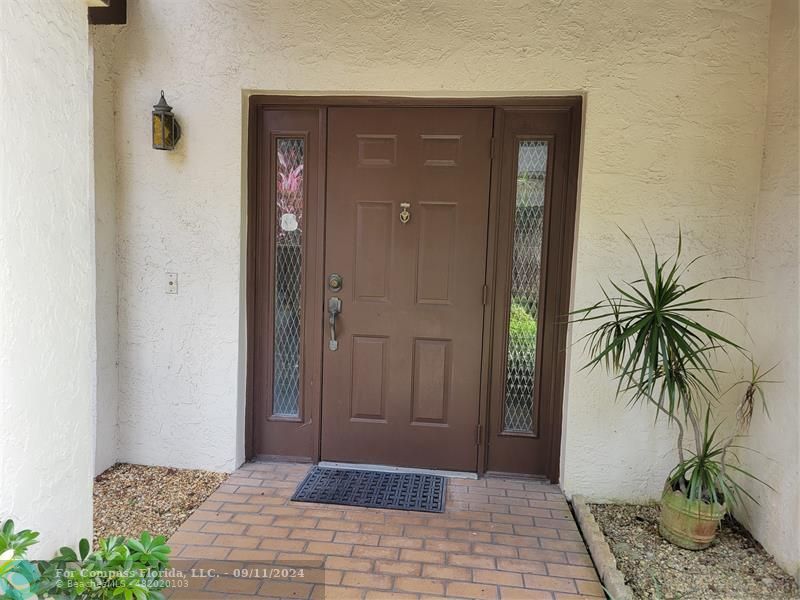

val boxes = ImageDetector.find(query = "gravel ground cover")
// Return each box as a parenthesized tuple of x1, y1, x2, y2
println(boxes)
(591, 504, 799, 600)
(93, 463, 227, 546)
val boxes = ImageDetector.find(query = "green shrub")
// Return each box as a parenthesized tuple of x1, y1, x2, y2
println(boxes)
(0, 519, 171, 600)
(508, 302, 537, 348)
(0, 520, 40, 600)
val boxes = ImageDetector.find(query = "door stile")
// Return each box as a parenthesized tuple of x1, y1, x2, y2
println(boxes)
(245, 101, 258, 460)
(310, 108, 328, 463)
(476, 108, 503, 476)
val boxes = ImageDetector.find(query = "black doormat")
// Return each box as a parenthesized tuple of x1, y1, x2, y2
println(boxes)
(291, 466, 446, 513)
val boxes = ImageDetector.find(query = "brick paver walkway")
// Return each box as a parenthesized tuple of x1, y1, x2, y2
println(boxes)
(166, 462, 602, 599)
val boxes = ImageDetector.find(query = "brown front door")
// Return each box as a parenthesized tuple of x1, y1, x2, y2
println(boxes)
(321, 107, 493, 471)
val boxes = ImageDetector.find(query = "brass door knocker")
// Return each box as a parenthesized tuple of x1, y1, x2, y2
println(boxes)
(399, 202, 411, 224)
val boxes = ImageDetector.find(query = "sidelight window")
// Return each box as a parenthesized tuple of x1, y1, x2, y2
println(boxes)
(503, 140, 549, 433)
(272, 138, 304, 417)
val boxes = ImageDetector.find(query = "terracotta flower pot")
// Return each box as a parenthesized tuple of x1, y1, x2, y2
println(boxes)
(658, 486, 726, 550)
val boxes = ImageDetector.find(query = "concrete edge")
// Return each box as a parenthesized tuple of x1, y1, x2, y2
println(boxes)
(572, 495, 635, 600)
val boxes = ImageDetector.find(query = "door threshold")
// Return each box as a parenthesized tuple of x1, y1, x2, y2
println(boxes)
(318, 461, 478, 480)
(484, 470, 551, 482)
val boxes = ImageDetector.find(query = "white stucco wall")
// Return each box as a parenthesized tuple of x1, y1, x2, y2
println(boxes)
(0, 0, 95, 557)
(93, 0, 800, 573)
(92, 26, 121, 476)
(739, 0, 799, 580)
(102, 0, 771, 483)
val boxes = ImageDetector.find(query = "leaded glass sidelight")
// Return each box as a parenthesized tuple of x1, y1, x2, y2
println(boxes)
(503, 140, 549, 433)
(272, 138, 304, 417)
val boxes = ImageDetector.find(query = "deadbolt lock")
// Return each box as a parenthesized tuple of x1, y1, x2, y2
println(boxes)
(328, 273, 343, 292)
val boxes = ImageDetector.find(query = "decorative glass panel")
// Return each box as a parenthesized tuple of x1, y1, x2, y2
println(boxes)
(504, 141, 548, 433)
(272, 138, 304, 417)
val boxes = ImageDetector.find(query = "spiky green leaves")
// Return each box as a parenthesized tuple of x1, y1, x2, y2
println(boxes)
(572, 228, 743, 421)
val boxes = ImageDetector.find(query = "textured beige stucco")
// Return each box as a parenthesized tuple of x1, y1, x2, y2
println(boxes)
(94, 0, 794, 566)
(0, 0, 95, 556)
(740, 0, 799, 580)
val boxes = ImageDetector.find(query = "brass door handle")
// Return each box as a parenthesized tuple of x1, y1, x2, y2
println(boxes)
(328, 297, 342, 351)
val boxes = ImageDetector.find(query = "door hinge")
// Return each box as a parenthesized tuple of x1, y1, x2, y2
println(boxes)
(476, 424, 483, 445)
(490, 137, 495, 159)
(482, 284, 488, 306)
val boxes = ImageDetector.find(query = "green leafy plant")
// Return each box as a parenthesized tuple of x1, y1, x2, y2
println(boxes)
(0, 519, 171, 599)
(0, 521, 39, 557)
(665, 406, 770, 507)
(573, 229, 775, 512)
(0, 521, 41, 600)
(508, 302, 537, 347)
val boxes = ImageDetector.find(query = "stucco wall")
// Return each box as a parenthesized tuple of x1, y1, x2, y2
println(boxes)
(0, 0, 95, 557)
(93, 25, 121, 476)
(104, 0, 771, 482)
(739, 0, 799, 579)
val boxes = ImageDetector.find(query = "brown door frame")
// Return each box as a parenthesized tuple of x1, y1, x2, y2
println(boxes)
(246, 95, 582, 481)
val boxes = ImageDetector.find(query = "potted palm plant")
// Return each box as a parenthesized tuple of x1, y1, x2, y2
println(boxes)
(573, 230, 775, 550)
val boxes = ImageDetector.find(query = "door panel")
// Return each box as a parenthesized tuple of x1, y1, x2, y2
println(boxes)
(321, 107, 493, 471)
(353, 202, 393, 301)
(416, 203, 457, 304)
(411, 338, 452, 423)
(350, 335, 388, 420)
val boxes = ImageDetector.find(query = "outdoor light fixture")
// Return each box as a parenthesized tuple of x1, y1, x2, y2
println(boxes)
(152, 90, 181, 150)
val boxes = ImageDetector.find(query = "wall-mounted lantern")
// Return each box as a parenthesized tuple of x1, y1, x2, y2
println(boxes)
(152, 91, 181, 150)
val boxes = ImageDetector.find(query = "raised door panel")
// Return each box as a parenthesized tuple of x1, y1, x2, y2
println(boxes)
(415, 203, 457, 305)
(411, 338, 452, 424)
(357, 134, 397, 167)
(350, 336, 388, 421)
(354, 202, 393, 302)
(421, 134, 462, 167)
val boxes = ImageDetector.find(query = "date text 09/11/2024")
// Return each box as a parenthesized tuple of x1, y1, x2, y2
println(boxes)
(184, 568, 307, 579)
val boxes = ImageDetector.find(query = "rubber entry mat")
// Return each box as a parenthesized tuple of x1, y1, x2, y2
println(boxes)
(291, 467, 446, 513)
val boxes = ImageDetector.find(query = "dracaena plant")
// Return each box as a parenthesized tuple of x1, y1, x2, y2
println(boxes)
(572, 229, 776, 508)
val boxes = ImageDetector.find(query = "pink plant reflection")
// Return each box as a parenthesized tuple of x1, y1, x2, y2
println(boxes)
(277, 140, 304, 239)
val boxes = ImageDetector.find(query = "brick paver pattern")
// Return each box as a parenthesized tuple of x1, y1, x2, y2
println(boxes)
(167, 462, 602, 599)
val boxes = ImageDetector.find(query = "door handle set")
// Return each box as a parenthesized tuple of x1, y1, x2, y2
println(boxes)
(327, 296, 342, 351)
(327, 273, 344, 351)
